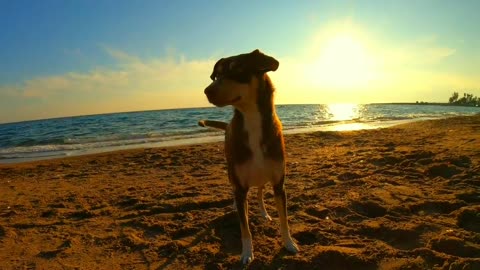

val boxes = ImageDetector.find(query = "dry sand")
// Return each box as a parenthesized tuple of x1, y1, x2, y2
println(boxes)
(0, 115, 479, 270)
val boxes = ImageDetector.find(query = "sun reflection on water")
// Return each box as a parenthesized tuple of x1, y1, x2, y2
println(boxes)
(320, 103, 370, 131)
(326, 103, 361, 121)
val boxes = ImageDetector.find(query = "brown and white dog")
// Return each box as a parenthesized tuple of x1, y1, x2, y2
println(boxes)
(199, 49, 299, 264)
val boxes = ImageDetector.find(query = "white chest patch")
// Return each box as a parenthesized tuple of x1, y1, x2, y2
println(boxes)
(234, 110, 284, 188)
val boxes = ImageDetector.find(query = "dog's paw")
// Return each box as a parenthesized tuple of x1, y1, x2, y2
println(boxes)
(240, 253, 254, 265)
(261, 212, 272, 221)
(240, 238, 254, 264)
(285, 240, 299, 254)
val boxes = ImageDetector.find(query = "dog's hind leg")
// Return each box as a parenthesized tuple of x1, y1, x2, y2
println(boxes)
(273, 178, 299, 254)
(258, 186, 272, 221)
(232, 188, 237, 211)
(235, 187, 254, 264)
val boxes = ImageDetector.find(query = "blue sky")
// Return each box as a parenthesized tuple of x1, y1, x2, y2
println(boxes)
(1, 0, 479, 123)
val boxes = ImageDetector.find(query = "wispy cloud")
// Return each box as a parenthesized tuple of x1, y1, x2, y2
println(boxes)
(0, 37, 478, 123)
(0, 47, 215, 122)
(102, 46, 142, 63)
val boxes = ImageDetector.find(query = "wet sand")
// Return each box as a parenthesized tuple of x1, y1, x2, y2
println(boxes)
(1, 115, 479, 269)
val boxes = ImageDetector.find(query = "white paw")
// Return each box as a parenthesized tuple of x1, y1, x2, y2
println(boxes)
(240, 252, 254, 265)
(240, 238, 254, 264)
(261, 212, 272, 221)
(285, 240, 299, 254)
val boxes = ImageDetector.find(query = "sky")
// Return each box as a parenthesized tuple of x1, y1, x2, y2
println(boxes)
(1, 0, 479, 123)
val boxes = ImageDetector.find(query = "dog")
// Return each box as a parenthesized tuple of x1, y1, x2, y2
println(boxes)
(198, 49, 299, 264)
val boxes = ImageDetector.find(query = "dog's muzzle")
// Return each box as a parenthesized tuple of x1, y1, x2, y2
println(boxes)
(204, 84, 218, 103)
(204, 84, 215, 98)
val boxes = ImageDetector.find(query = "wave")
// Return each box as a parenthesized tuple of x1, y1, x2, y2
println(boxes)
(1, 104, 478, 162)
(0, 131, 223, 159)
(0, 115, 465, 159)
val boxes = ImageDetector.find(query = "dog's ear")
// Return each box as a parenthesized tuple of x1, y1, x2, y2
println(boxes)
(248, 49, 279, 72)
(210, 58, 225, 80)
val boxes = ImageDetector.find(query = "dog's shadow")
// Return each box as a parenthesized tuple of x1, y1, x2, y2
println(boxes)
(211, 210, 295, 269)
(210, 211, 243, 254)
(156, 210, 241, 269)
(212, 212, 291, 270)
(157, 209, 294, 270)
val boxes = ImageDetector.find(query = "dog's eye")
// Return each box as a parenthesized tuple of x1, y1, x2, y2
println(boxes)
(228, 72, 250, 83)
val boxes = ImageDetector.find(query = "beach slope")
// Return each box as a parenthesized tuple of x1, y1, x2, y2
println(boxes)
(1, 116, 479, 269)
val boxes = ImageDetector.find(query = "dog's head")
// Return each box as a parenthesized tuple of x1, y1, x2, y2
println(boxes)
(204, 49, 279, 108)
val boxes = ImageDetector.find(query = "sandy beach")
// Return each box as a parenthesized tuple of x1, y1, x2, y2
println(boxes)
(0, 115, 479, 269)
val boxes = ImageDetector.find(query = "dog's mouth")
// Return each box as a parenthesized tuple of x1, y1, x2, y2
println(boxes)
(230, 96, 241, 103)
(207, 95, 241, 107)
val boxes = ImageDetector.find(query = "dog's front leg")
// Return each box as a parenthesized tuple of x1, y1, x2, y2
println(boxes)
(273, 179, 299, 254)
(234, 187, 254, 264)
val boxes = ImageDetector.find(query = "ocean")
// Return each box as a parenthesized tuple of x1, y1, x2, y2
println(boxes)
(0, 104, 478, 163)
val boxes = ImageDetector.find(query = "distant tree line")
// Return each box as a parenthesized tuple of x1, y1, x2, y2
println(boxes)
(448, 92, 480, 107)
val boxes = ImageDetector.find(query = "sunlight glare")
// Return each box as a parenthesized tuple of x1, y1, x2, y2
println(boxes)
(326, 103, 360, 121)
(322, 103, 371, 131)
(309, 30, 379, 89)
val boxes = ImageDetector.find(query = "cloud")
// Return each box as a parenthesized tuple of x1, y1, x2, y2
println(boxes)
(381, 45, 456, 67)
(0, 38, 478, 123)
(0, 47, 216, 123)
(427, 47, 456, 60)
(102, 46, 142, 63)
(399, 35, 456, 62)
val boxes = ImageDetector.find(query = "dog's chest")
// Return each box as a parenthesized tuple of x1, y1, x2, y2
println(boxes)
(234, 113, 283, 187)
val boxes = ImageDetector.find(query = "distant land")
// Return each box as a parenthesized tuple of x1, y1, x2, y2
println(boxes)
(371, 102, 480, 107)
(372, 92, 480, 108)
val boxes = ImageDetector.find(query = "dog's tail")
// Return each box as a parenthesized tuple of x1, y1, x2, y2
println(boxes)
(198, 120, 228, 131)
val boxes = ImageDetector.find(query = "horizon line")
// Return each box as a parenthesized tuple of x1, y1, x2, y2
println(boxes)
(1, 102, 477, 126)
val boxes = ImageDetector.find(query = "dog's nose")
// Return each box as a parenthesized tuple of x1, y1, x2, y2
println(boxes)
(204, 85, 215, 96)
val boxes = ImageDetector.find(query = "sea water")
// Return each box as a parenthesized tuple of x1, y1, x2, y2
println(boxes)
(0, 104, 478, 163)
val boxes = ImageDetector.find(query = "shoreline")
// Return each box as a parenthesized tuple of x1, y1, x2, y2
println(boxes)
(0, 115, 479, 269)
(0, 116, 451, 165)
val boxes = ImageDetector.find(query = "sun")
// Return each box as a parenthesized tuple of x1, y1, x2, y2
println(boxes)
(309, 32, 379, 89)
